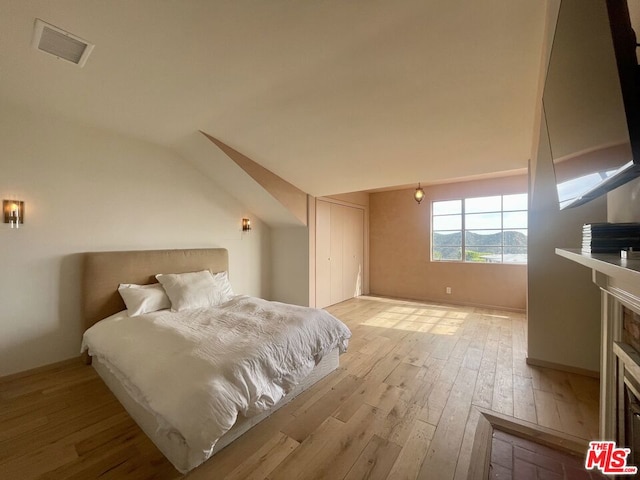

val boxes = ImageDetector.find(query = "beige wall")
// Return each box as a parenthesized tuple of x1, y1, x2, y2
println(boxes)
(0, 102, 270, 376)
(608, 177, 640, 222)
(527, 113, 605, 373)
(270, 226, 309, 306)
(370, 176, 528, 311)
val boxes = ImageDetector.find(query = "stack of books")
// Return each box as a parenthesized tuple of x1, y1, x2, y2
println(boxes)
(582, 223, 640, 254)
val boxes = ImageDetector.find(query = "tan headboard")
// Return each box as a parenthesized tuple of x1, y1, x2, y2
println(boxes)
(82, 248, 229, 331)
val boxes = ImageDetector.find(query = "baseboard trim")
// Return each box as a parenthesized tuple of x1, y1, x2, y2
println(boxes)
(0, 356, 84, 383)
(526, 357, 599, 379)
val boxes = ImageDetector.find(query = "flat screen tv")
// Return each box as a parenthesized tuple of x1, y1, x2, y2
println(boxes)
(544, 0, 640, 209)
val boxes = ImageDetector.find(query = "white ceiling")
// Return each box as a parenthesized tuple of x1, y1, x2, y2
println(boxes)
(0, 0, 546, 198)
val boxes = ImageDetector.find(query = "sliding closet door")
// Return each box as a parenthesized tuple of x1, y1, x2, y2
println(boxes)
(342, 206, 364, 299)
(329, 203, 345, 305)
(315, 199, 365, 308)
(315, 200, 332, 309)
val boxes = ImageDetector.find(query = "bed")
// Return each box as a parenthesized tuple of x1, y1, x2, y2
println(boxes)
(80, 248, 350, 473)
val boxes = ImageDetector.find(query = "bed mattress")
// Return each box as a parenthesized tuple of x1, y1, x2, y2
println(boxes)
(92, 348, 340, 473)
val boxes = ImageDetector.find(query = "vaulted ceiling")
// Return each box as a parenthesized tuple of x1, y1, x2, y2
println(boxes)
(0, 0, 546, 197)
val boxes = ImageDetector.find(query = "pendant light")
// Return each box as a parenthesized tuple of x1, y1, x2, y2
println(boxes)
(414, 183, 425, 204)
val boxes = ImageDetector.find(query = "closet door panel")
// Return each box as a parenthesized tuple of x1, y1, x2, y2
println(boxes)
(315, 201, 332, 308)
(316, 200, 365, 308)
(329, 203, 345, 305)
(343, 207, 364, 300)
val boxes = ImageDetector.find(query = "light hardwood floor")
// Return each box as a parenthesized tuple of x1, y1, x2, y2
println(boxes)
(0, 296, 599, 480)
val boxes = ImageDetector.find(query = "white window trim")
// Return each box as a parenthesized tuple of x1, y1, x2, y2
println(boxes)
(431, 194, 528, 264)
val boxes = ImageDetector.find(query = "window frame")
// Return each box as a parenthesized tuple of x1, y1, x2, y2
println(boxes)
(431, 193, 528, 265)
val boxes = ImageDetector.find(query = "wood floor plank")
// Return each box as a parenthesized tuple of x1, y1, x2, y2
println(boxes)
(384, 362, 421, 389)
(270, 404, 385, 480)
(402, 358, 446, 407)
(418, 357, 462, 426)
(556, 398, 591, 440)
(282, 374, 363, 443)
(0, 401, 127, 464)
(567, 373, 599, 403)
(41, 439, 144, 480)
(264, 416, 345, 480)
(0, 442, 78, 480)
(491, 343, 514, 416)
(530, 366, 555, 392)
(385, 420, 436, 480)
(188, 404, 299, 479)
(225, 432, 299, 480)
(450, 336, 472, 361)
(343, 434, 402, 480)
(287, 367, 349, 415)
(359, 335, 394, 357)
(401, 336, 433, 367)
(452, 406, 481, 480)
(430, 334, 459, 360)
(333, 353, 403, 422)
(548, 369, 579, 404)
(417, 367, 478, 480)
(471, 362, 495, 409)
(461, 346, 483, 371)
(511, 319, 531, 379)
(513, 374, 537, 423)
(577, 399, 600, 440)
(377, 400, 422, 447)
(365, 382, 405, 413)
(0, 414, 48, 442)
(533, 388, 563, 430)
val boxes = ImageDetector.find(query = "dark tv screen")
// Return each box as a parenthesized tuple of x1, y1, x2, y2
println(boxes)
(544, 0, 640, 209)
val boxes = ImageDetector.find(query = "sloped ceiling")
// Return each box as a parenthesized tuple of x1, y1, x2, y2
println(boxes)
(0, 0, 546, 203)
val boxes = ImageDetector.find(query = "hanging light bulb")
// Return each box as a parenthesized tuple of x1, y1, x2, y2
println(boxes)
(414, 183, 425, 204)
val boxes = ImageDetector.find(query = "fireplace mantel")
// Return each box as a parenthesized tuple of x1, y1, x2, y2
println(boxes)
(556, 248, 640, 440)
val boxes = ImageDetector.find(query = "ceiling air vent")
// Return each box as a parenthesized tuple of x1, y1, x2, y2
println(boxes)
(31, 19, 94, 67)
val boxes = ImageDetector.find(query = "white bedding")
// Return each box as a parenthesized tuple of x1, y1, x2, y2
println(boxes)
(81, 295, 351, 461)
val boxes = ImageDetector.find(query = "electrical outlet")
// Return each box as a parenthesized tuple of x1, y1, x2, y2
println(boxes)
(446, 287, 452, 294)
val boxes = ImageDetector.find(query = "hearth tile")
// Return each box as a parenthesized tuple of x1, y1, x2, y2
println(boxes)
(489, 462, 512, 479)
(513, 458, 536, 480)
(514, 445, 563, 474)
(490, 437, 513, 469)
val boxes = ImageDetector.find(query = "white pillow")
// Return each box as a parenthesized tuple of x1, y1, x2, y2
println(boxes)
(118, 283, 171, 316)
(155, 270, 234, 312)
(211, 271, 235, 301)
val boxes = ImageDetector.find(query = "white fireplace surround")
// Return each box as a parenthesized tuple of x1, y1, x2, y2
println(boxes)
(556, 248, 640, 441)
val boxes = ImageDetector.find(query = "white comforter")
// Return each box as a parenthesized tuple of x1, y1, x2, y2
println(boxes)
(81, 295, 351, 458)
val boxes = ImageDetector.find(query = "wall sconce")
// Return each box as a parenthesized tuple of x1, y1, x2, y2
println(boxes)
(414, 183, 425, 204)
(3, 200, 24, 228)
(242, 218, 251, 232)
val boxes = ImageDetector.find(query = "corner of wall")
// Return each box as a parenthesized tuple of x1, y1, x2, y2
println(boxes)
(527, 113, 605, 373)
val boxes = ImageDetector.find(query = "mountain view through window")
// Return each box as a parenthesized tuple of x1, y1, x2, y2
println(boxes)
(432, 194, 528, 264)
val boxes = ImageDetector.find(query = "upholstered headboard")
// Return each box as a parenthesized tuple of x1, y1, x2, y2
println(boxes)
(82, 248, 229, 331)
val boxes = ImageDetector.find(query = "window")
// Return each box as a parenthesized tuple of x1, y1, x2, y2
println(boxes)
(432, 194, 528, 264)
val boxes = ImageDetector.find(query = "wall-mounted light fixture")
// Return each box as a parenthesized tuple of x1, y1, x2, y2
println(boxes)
(414, 184, 425, 204)
(242, 218, 251, 232)
(3, 200, 25, 228)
